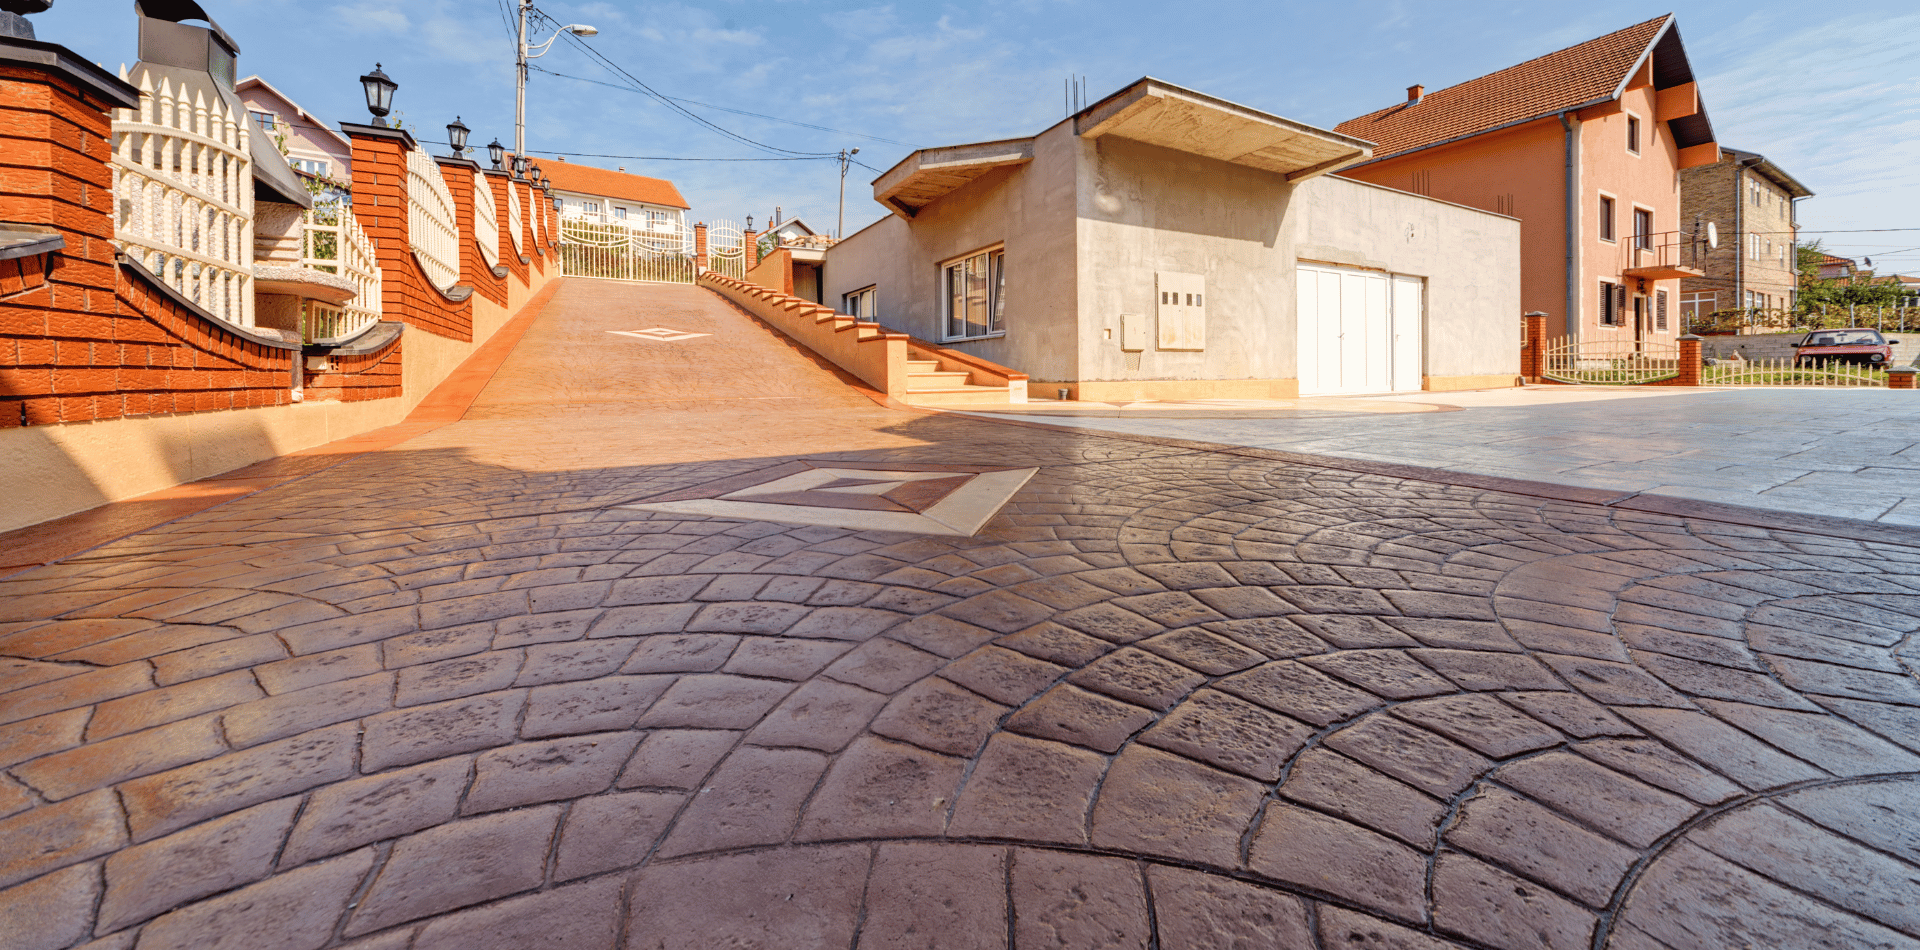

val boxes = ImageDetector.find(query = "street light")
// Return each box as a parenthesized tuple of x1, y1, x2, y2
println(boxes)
(513, 154, 529, 179)
(487, 139, 506, 170)
(515, 3, 598, 166)
(445, 116, 470, 158)
(360, 63, 397, 122)
(837, 147, 860, 240)
(529, 164, 544, 186)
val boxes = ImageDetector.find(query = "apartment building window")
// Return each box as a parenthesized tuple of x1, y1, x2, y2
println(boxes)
(1600, 280, 1623, 326)
(1633, 208, 1653, 250)
(943, 247, 1006, 341)
(1749, 233, 1759, 261)
(1599, 195, 1616, 242)
(1626, 115, 1641, 155)
(289, 158, 329, 177)
(583, 202, 600, 214)
(614, 208, 627, 220)
(844, 286, 877, 321)
(251, 110, 277, 132)
(1656, 290, 1669, 331)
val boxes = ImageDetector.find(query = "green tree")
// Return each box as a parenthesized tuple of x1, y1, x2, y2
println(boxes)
(1797, 239, 1903, 312)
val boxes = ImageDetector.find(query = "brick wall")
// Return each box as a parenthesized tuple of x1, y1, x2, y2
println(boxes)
(2, 59, 300, 429)
(346, 127, 474, 343)
(446, 163, 508, 309)
(305, 338, 402, 402)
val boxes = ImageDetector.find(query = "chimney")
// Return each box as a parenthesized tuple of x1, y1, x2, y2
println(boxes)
(774, 206, 782, 226)
(1407, 84, 1425, 104)
(618, 166, 626, 173)
(555, 156, 567, 162)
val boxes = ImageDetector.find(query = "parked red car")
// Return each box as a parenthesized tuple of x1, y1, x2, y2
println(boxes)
(1795, 328, 1900, 366)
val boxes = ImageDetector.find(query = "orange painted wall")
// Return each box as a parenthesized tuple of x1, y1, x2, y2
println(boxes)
(1340, 117, 1567, 332)
(1342, 65, 1691, 340)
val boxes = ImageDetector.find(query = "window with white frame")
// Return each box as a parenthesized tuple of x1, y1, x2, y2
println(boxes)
(1633, 208, 1653, 250)
(583, 202, 600, 215)
(290, 158, 330, 177)
(614, 207, 627, 220)
(1626, 114, 1641, 155)
(844, 285, 877, 321)
(1598, 194, 1616, 242)
(251, 110, 278, 132)
(942, 247, 1005, 340)
(1600, 280, 1624, 326)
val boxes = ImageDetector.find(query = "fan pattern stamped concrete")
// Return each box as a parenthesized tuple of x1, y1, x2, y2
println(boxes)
(1, 281, 1918, 950)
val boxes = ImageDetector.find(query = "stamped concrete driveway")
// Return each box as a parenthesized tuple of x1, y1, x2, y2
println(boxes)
(973, 386, 1920, 526)
(3, 281, 1920, 950)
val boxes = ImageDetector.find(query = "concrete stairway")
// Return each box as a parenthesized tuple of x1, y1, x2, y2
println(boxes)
(903, 353, 1023, 406)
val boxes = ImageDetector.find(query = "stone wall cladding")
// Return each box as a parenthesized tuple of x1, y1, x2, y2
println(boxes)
(1681, 153, 1798, 311)
(1, 63, 295, 428)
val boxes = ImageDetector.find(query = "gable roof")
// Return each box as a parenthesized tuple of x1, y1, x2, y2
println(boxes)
(1335, 15, 1712, 163)
(236, 76, 352, 151)
(537, 160, 689, 210)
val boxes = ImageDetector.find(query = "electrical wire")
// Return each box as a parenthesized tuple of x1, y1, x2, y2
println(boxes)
(526, 64, 919, 149)
(533, 10, 836, 158)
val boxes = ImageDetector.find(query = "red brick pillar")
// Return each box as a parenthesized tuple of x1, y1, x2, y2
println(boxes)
(0, 40, 141, 425)
(744, 226, 760, 269)
(1889, 367, 1917, 390)
(1521, 311, 1547, 381)
(1677, 334, 1703, 387)
(694, 222, 709, 274)
(342, 124, 415, 326)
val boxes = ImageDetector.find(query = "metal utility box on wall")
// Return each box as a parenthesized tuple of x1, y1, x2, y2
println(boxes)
(1118, 313, 1149, 352)
(1156, 271, 1206, 350)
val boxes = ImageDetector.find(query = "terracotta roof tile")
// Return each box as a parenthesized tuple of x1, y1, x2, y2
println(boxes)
(532, 159, 689, 210)
(1335, 15, 1669, 161)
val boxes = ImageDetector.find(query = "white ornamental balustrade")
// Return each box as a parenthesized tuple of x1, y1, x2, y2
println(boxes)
(298, 201, 384, 343)
(110, 70, 254, 327)
(472, 171, 501, 270)
(405, 145, 461, 293)
(529, 186, 543, 246)
(506, 179, 525, 257)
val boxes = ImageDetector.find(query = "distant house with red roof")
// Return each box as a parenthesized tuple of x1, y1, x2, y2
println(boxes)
(540, 159, 690, 233)
(1334, 15, 1718, 341)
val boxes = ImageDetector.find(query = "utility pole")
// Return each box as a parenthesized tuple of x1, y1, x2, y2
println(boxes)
(515, 0, 529, 163)
(837, 147, 859, 239)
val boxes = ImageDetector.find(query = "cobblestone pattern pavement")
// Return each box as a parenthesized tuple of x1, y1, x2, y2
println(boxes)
(2, 282, 1919, 950)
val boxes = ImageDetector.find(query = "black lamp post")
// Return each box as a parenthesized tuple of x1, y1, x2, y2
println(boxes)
(359, 64, 397, 122)
(529, 164, 543, 186)
(486, 139, 505, 171)
(445, 116, 470, 158)
(1, 0, 53, 41)
(512, 155, 529, 179)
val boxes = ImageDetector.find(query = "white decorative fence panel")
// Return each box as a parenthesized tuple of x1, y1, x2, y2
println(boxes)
(1703, 357, 1888, 388)
(110, 71, 254, 327)
(529, 185, 543, 246)
(406, 146, 460, 292)
(471, 172, 500, 270)
(560, 219, 695, 283)
(299, 201, 383, 342)
(1540, 336, 1680, 385)
(708, 218, 745, 280)
(506, 180, 525, 257)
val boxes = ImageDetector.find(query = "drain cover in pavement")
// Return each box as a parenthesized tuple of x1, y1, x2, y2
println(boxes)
(618, 460, 1036, 536)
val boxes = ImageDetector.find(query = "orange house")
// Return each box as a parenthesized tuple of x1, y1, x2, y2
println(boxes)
(1335, 15, 1719, 342)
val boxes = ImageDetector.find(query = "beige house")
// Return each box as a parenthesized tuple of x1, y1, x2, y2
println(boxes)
(542, 160, 689, 231)
(237, 76, 352, 190)
(1679, 147, 1811, 322)
(822, 78, 1521, 401)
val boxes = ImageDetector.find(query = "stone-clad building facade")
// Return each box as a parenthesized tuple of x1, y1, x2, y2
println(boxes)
(1679, 147, 1811, 323)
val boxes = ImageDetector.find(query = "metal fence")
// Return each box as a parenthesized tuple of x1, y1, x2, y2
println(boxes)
(708, 218, 746, 280)
(558, 219, 696, 283)
(1703, 357, 1887, 388)
(110, 69, 254, 327)
(1540, 336, 1680, 385)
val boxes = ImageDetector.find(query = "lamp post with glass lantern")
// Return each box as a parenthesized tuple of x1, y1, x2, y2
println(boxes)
(445, 116, 470, 159)
(487, 139, 506, 171)
(360, 63, 397, 125)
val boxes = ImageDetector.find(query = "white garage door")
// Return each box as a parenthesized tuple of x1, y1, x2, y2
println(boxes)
(1296, 264, 1424, 396)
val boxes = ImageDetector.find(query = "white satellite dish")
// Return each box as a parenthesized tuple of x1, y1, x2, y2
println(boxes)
(1705, 221, 1719, 249)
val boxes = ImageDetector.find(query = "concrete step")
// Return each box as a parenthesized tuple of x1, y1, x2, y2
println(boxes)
(908, 371, 972, 386)
(907, 360, 941, 372)
(903, 385, 1014, 406)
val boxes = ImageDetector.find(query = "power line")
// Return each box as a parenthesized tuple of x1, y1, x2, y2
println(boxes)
(527, 64, 918, 149)
(534, 10, 836, 159)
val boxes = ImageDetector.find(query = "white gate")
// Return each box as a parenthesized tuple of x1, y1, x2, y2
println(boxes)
(708, 218, 746, 280)
(560, 218, 696, 283)
(1297, 264, 1424, 396)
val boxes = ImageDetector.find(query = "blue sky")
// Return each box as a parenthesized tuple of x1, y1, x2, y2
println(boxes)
(36, 0, 1920, 272)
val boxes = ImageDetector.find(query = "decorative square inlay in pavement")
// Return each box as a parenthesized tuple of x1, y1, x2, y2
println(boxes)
(618, 460, 1037, 535)
(609, 327, 711, 341)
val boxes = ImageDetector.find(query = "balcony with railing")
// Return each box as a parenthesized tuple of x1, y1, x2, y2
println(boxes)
(1622, 230, 1707, 282)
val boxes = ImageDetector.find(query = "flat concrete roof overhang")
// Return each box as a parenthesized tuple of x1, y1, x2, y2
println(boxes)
(1076, 78, 1373, 182)
(873, 138, 1036, 218)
